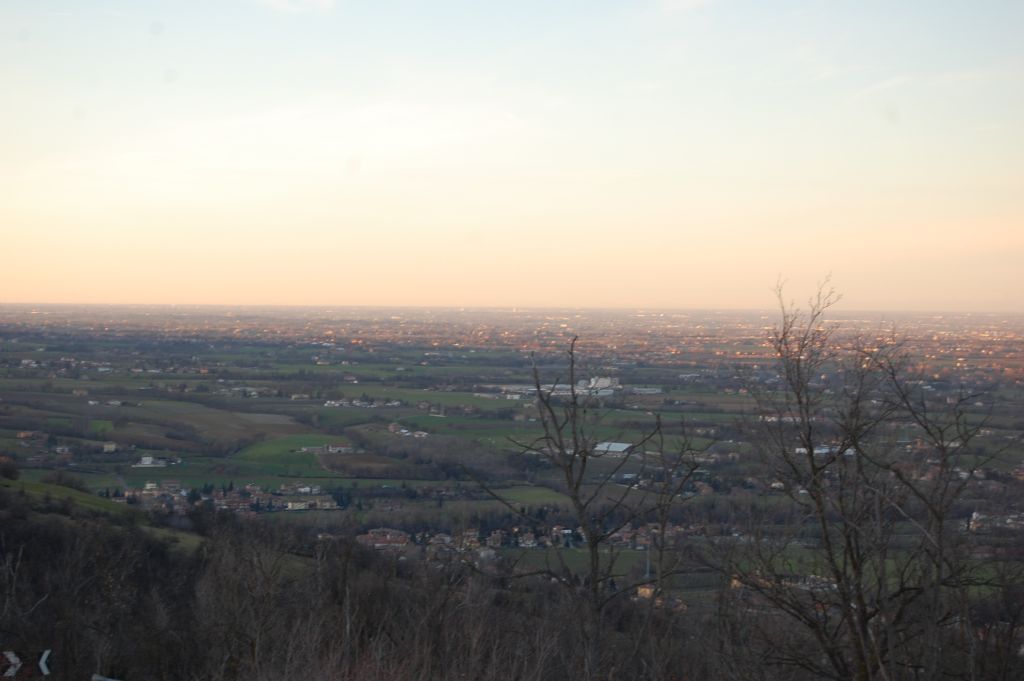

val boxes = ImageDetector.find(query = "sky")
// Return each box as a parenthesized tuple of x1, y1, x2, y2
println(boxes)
(2, 0, 1023, 312)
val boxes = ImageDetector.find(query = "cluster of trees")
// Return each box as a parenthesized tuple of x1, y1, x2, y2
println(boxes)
(4, 482, 1020, 680)
(1, 493, 701, 681)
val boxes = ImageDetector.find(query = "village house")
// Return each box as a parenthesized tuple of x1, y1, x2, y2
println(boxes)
(282, 495, 337, 511)
(356, 527, 411, 550)
(459, 529, 481, 550)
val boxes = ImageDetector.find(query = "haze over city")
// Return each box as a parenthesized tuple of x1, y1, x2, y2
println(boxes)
(3, 0, 1023, 311)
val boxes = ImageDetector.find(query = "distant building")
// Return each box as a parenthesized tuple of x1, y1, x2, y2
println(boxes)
(357, 527, 411, 550)
(580, 377, 620, 390)
(594, 442, 633, 457)
(487, 530, 505, 548)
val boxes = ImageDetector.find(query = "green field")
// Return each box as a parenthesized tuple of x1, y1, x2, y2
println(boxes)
(18, 467, 124, 490)
(89, 419, 115, 435)
(234, 434, 345, 476)
(496, 485, 571, 506)
(0, 477, 137, 516)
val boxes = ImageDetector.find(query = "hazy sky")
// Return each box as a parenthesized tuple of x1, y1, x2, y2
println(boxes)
(3, 1, 1022, 311)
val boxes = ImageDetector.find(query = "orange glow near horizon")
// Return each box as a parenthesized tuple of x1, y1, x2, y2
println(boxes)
(2, 1, 1022, 312)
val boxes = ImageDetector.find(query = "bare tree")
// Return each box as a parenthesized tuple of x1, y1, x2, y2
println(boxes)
(716, 284, 1006, 681)
(469, 337, 702, 680)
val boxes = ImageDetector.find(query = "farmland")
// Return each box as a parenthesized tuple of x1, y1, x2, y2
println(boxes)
(1, 304, 1022, 579)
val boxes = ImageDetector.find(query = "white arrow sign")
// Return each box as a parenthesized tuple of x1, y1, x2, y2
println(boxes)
(37, 650, 50, 676)
(2, 651, 21, 678)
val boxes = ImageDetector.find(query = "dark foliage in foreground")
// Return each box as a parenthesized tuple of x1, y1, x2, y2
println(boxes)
(2, 490, 1022, 681)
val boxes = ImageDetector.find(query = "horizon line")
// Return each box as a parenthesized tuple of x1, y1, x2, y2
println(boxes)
(1, 300, 1021, 317)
